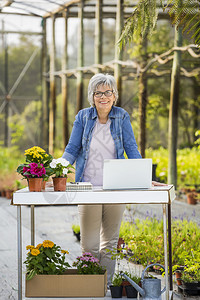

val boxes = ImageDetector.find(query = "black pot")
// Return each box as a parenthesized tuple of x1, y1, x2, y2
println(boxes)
(125, 285, 138, 298)
(73, 230, 80, 241)
(182, 282, 200, 296)
(182, 282, 199, 290)
(110, 285, 123, 298)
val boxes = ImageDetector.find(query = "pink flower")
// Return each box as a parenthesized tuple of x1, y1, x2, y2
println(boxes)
(22, 163, 46, 178)
(83, 252, 92, 256)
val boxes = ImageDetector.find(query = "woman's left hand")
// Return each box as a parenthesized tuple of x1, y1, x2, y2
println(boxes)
(152, 181, 168, 186)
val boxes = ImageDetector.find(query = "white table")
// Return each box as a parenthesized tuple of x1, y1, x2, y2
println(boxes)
(12, 185, 176, 300)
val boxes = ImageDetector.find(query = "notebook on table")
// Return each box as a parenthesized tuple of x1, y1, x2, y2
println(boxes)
(103, 158, 152, 190)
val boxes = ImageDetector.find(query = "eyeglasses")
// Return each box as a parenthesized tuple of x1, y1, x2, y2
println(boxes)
(93, 90, 113, 98)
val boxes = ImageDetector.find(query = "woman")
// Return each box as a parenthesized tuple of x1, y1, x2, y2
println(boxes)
(63, 73, 144, 285)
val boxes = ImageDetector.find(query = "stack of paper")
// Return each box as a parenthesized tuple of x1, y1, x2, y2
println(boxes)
(66, 182, 93, 191)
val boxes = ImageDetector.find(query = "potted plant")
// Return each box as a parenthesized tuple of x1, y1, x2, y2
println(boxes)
(72, 224, 80, 241)
(17, 146, 53, 192)
(72, 252, 105, 275)
(25, 247, 107, 298)
(49, 157, 74, 191)
(187, 191, 198, 205)
(24, 240, 71, 280)
(173, 249, 200, 295)
(122, 271, 141, 298)
(110, 273, 123, 298)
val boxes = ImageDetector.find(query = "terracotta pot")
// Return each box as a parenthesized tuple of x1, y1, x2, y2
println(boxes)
(117, 237, 125, 250)
(53, 177, 67, 191)
(121, 280, 131, 296)
(175, 271, 182, 286)
(28, 178, 43, 192)
(42, 181, 46, 190)
(6, 189, 14, 199)
(187, 192, 197, 205)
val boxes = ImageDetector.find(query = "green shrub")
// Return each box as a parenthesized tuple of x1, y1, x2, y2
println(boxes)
(119, 218, 200, 267)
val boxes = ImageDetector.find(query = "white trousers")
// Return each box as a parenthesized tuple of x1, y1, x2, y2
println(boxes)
(78, 204, 125, 285)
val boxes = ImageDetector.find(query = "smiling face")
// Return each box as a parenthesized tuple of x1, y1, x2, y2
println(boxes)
(93, 84, 115, 116)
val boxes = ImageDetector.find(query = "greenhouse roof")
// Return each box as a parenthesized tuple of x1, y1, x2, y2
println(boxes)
(0, 0, 141, 18)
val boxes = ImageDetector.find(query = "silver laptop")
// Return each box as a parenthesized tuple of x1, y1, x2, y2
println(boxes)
(103, 159, 152, 190)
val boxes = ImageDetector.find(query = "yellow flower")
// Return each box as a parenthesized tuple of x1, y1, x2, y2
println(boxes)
(26, 245, 35, 250)
(31, 248, 40, 256)
(36, 243, 43, 249)
(61, 250, 69, 254)
(43, 240, 54, 248)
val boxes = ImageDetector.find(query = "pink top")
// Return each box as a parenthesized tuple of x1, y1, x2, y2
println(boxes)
(83, 118, 117, 186)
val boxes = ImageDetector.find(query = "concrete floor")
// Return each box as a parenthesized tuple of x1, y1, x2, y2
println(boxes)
(0, 195, 200, 300)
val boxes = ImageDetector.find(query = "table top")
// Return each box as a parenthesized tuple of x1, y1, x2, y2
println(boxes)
(12, 185, 175, 206)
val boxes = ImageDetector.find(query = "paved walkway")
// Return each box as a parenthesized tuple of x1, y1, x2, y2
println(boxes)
(0, 195, 200, 300)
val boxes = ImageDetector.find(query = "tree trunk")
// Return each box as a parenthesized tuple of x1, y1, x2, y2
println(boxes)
(76, 0, 84, 113)
(138, 37, 148, 158)
(168, 26, 182, 187)
(114, 0, 124, 107)
(138, 71, 147, 158)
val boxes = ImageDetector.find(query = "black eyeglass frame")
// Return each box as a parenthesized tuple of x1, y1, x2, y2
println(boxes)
(93, 90, 114, 98)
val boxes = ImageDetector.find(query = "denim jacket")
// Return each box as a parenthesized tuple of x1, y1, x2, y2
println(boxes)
(62, 106, 141, 182)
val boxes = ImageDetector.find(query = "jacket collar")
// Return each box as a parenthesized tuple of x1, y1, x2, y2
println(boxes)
(91, 106, 116, 119)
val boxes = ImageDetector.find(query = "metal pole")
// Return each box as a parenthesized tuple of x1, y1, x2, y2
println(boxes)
(17, 206, 22, 300)
(31, 205, 35, 246)
(163, 204, 169, 300)
(168, 203, 173, 293)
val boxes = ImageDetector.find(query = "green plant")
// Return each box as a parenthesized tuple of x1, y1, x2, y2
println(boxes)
(123, 271, 141, 284)
(17, 146, 53, 181)
(72, 224, 80, 234)
(49, 157, 74, 178)
(181, 249, 200, 283)
(24, 240, 70, 280)
(111, 273, 123, 286)
(72, 252, 105, 275)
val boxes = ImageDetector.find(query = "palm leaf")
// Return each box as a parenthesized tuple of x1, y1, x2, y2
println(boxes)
(118, 0, 158, 48)
(119, 0, 200, 47)
(165, 0, 200, 45)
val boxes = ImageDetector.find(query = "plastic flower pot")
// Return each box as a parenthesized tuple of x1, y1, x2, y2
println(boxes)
(110, 285, 123, 298)
(28, 178, 43, 192)
(53, 177, 67, 191)
(125, 285, 138, 298)
(121, 280, 130, 296)
(187, 192, 197, 205)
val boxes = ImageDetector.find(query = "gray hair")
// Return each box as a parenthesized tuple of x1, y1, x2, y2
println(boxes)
(88, 73, 118, 107)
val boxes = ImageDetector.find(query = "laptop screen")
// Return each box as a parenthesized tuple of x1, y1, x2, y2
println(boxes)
(103, 159, 152, 190)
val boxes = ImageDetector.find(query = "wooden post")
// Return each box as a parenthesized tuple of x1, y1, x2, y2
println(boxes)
(41, 18, 49, 151)
(114, 0, 124, 107)
(2, 20, 9, 147)
(95, 0, 102, 73)
(168, 26, 182, 187)
(49, 16, 56, 154)
(138, 37, 148, 158)
(76, 0, 84, 113)
(62, 11, 69, 149)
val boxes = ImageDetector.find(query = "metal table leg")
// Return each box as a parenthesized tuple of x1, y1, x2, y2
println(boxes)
(17, 205, 22, 300)
(168, 203, 173, 299)
(31, 205, 35, 246)
(163, 204, 169, 300)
